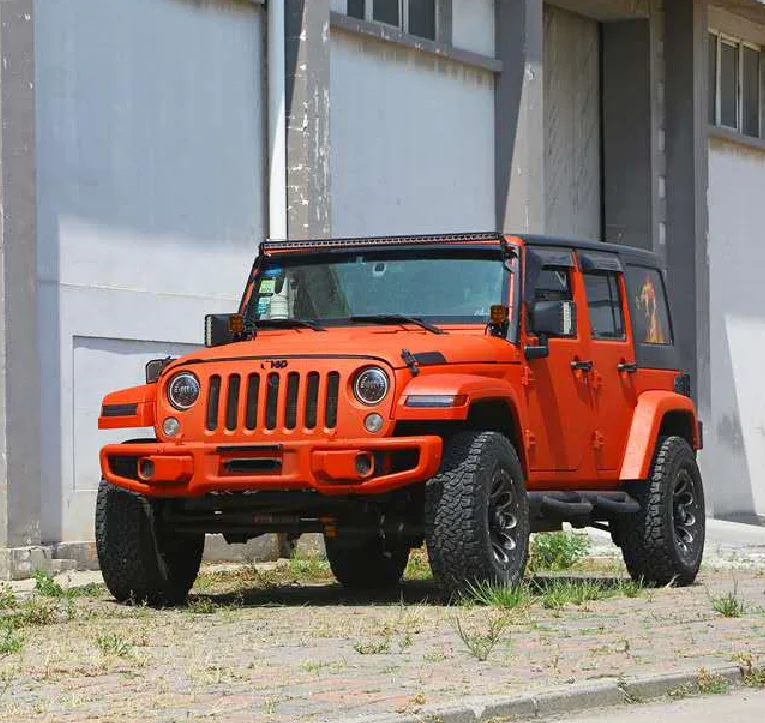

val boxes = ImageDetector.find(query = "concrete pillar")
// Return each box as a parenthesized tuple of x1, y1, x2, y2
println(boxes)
(663, 0, 710, 412)
(495, 0, 545, 234)
(602, 20, 653, 249)
(285, 0, 332, 239)
(0, 1, 42, 550)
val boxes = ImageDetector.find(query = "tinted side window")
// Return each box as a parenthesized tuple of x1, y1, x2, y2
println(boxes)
(583, 272, 625, 340)
(625, 266, 673, 345)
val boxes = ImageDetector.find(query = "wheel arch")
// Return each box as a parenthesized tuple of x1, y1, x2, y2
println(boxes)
(620, 391, 699, 480)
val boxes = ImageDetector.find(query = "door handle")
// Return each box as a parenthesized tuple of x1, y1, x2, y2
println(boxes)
(570, 359, 593, 372)
(617, 361, 638, 373)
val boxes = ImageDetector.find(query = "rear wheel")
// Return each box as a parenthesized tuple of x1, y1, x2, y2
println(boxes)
(95, 480, 204, 606)
(325, 534, 410, 589)
(425, 431, 530, 594)
(616, 436, 705, 586)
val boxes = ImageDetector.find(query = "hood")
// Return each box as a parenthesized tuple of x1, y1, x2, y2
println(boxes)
(167, 326, 522, 371)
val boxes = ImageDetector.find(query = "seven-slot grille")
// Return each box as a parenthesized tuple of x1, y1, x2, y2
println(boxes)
(205, 370, 340, 433)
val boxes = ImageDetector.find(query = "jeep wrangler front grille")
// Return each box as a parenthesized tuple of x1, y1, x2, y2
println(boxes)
(205, 370, 340, 433)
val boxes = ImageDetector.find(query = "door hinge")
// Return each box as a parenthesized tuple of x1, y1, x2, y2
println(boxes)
(592, 431, 605, 450)
(522, 366, 534, 387)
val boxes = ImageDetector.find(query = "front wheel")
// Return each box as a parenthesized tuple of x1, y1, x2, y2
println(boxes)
(425, 431, 530, 594)
(616, 436, 705, 586)
(95, 480, 204, 606)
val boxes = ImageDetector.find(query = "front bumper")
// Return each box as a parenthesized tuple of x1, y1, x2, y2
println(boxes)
(100, 436, 443, 498)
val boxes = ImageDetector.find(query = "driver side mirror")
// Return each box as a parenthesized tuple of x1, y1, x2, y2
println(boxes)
(524, 300, 576, 360)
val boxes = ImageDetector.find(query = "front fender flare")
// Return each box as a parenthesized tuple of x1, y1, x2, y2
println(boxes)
(620, 391, 698, 480)
(393, 373, 522, 423)
(98, 384, 157, 430)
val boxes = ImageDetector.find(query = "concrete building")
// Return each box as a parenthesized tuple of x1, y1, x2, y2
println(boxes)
(1, 0, 764, 575)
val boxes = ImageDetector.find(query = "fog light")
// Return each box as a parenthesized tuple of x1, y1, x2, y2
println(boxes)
(364, 413, 384, 433)
(138, 458, 155, 481)
(355, 453, 373, 477)
(163, 417, 181, 437)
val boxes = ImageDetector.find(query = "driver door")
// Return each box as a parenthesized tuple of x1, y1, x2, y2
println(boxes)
(522, 250, 594, 473)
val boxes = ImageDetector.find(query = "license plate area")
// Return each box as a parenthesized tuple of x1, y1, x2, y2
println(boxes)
(217, 444, 284, 476)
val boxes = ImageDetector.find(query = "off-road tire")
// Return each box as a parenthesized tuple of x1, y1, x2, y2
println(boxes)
(325, 535, 410, 589)
(425, 431, 530, 594)
(95, 479, 204, 606)
(617, 436, 705, 586)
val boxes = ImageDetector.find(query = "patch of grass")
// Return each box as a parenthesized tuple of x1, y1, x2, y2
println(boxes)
(0, 586, 15, 611)
(712, 584, 746, 618)
(94, 633, 133, 658)
(451, 613, 509, 662)
(3, 599, 57, 630)
(404, 547, 432, 581)
(33, 570, 64, 598)
(537, 579, 610, 609)
(0, 626, 23, 656)
(465, 581, 532, 609)
(528, 531, 590, 572)
(737, 653, 765, 688)
(353, 637, 391, 655)
(669, 669, 731, 699)
(286, 551, 332, 581)
(185, 597, 218, 614)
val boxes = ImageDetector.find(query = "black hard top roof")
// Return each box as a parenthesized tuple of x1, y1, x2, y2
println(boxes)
(261, 232, 663, 269)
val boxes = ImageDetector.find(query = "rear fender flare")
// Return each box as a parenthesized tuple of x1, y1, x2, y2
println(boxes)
(620, 391, 698, 480)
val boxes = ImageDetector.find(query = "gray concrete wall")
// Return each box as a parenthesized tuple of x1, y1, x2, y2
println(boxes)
(0, 0, 42, 549)
(543, 3, 601, 240)
(330, 27, 495, 236)
(706, 137, 765, 521)
(34, 0, 267, 542)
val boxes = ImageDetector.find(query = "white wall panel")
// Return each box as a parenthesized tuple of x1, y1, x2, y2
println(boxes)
(35, 0, 266, 541)
(331, 30, 495, 237)
(705, 139, 765, 522)
(544, 4, 601, 239)
(452, 0, 495, 56)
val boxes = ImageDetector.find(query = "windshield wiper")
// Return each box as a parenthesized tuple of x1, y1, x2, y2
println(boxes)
(251, 318, 325, 331)
(349, 314, 446, 335)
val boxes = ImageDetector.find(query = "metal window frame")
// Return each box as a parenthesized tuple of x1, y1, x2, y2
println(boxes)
(710, 28, 763, 138)
(359, 0, 438, 41)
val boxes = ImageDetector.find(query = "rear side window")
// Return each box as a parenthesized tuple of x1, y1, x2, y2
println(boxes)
(625, 266, 673, 345)
(583, 272, 625, 339)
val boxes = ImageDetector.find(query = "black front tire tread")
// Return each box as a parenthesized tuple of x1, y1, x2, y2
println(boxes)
(95, 480, 203, 606)
(425, 430, 529, 593)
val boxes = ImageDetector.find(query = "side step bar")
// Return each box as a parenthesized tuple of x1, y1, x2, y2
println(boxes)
(529, 490, 641, 527)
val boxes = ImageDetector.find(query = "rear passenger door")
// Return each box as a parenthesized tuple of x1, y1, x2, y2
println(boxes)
(578, 251, 638, 474)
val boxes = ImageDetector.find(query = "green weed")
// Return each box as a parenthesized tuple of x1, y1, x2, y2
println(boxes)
(712, 584, 746, 618)
(94, 633, 133, 657)
(404, 547, 432, 581)
(0, 586, 15, 611)
(353, 637, 391, 655)
(451, 613, 509, 661)
(0, 626, 23, 656)
(528, 532, 590, 572)
(33, 570, 64, 598)
(465, 580, 532, 609)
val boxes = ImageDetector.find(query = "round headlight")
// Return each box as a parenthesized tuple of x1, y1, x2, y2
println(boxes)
(167, 372, 200, 411)
(353, 367, 390, 406)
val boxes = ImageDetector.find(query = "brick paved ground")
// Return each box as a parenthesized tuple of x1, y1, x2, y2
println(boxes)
(1, 548, 764, 722)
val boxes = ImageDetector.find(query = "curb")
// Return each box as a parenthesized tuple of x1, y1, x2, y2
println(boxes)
(351, 663, 761, 723)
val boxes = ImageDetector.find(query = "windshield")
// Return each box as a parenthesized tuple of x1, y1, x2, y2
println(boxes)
(243, 248, 515, 330)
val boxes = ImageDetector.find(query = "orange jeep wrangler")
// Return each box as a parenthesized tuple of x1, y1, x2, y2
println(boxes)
(97, 233, 704, 605)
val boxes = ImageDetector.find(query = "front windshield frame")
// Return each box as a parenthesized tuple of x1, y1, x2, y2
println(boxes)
(240, 245, 519, 341)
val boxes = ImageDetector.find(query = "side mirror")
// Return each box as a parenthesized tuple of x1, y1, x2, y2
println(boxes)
(530, 300, 576, 338)
(205, 313, 245, 348)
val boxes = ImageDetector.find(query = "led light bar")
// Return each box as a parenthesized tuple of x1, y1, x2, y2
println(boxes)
(261, 232, 505, 253)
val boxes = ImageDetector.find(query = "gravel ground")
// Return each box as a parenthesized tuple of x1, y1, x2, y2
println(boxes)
(1, 541, 764, 723)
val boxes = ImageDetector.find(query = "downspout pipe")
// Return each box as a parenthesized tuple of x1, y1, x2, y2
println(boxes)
(267, 0, 287, 241)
